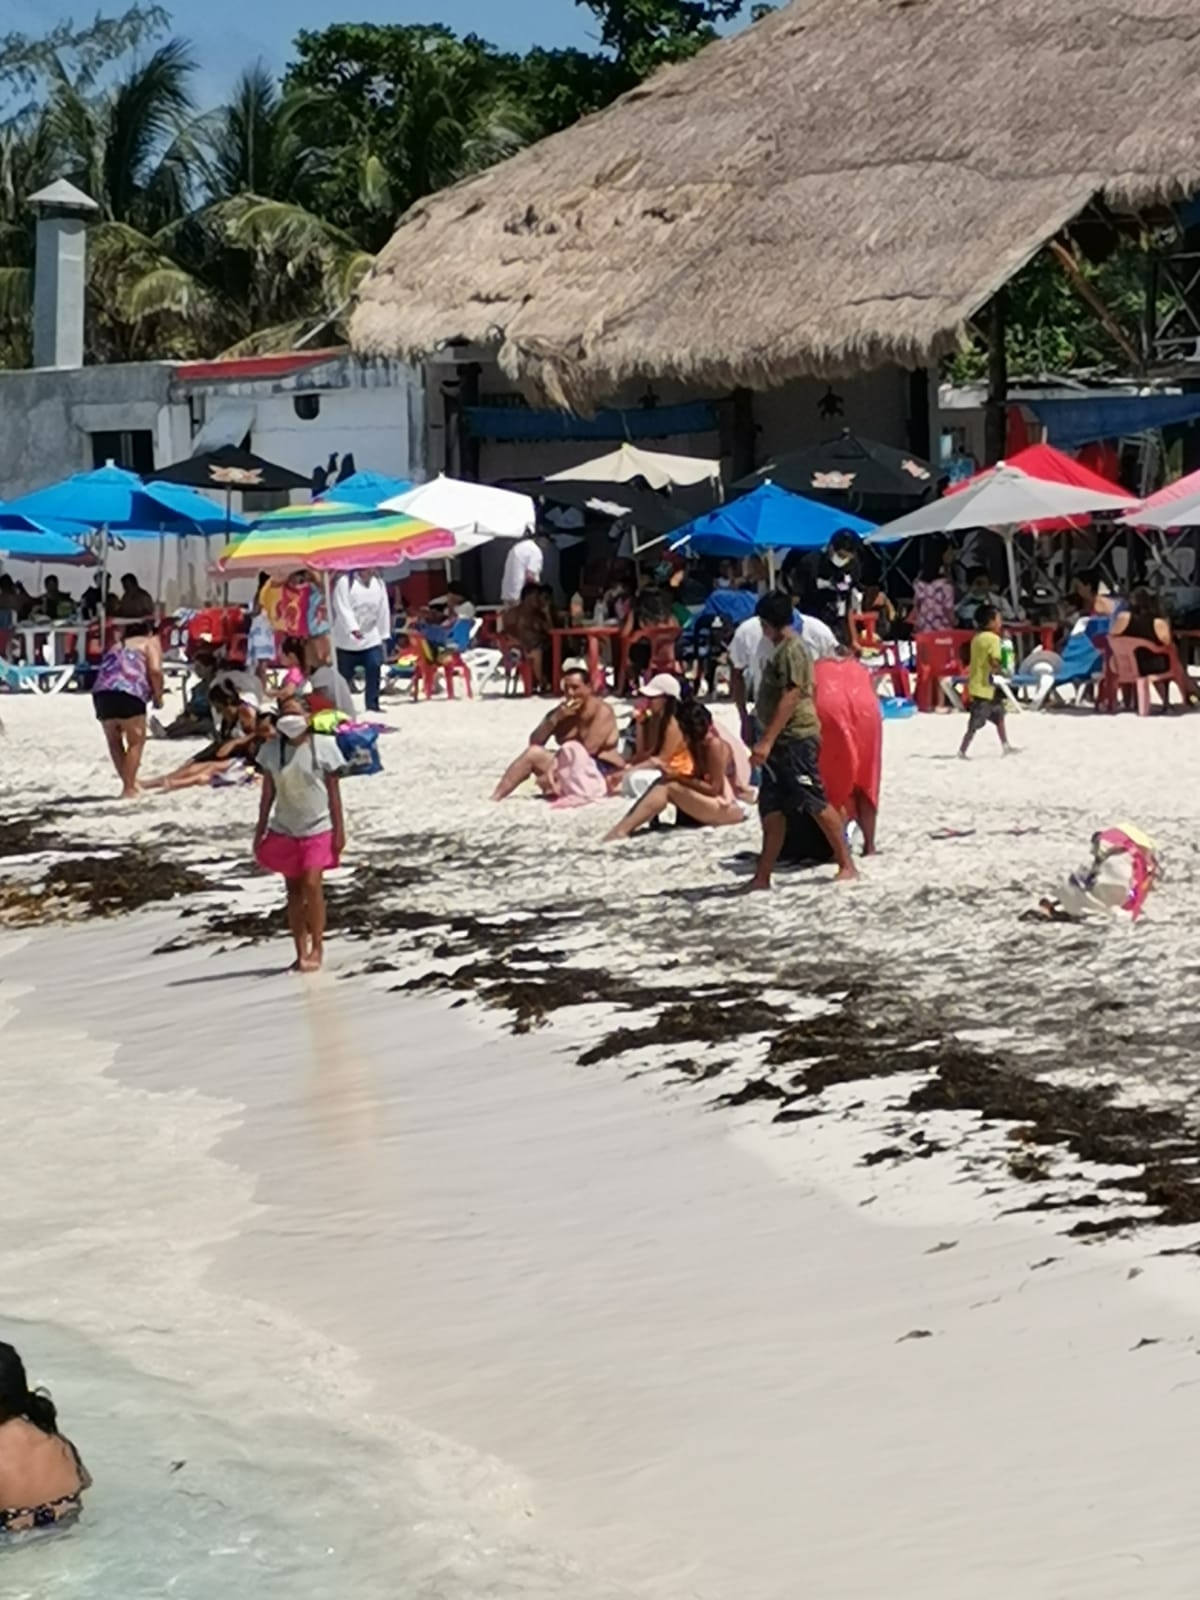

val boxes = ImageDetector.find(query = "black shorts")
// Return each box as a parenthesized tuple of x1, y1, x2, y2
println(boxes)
(759, 735, 827, 818)
(93, 690, 146, 722)
(967, 694, 1006, 733)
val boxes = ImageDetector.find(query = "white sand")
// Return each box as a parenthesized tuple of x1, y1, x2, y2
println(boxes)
(3, 687, 1200, 1597)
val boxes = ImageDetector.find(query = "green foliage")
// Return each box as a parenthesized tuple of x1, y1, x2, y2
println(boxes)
(0, 1, 1147, 387)
(284, 23, 541, 248)
(946, 242, 1150, 383)
(577, 0, 748, 73)
(0, 5, 169, 116)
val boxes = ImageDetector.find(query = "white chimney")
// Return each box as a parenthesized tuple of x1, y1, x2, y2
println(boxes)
(28, 178, 99, 370)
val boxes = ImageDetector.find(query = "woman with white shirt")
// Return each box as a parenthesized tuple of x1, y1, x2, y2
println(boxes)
(331, 568, 391, 712)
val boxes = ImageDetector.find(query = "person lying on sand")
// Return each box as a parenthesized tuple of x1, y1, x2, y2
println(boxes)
(142, 686, 265, 793)
(492, 667, 621, 801)
(604, 699, 754, 841)
(0, 1342, 91, 1536)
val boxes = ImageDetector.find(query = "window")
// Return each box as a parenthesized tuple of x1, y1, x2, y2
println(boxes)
(90, 429, 154, 474)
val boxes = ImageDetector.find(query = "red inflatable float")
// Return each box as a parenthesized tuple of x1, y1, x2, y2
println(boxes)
(782, 656, 882, 861)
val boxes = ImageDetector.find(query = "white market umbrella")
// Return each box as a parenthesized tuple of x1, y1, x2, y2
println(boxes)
(868, 462, 1136, 608)
(545, 443, 719, 491)
(1121, 486, 1200, 530)
(381, 474, 534, 541)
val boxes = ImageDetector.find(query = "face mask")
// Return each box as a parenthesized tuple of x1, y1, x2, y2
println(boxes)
(276, 715, 308, 741)
(831, 552, 852, 568)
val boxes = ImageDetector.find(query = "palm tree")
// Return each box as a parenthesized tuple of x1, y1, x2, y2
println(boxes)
(198, 61, 320, 204)
(0, 113, 58, 364)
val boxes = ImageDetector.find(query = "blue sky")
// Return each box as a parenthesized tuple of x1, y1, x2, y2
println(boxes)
(13, 1, 600, 107)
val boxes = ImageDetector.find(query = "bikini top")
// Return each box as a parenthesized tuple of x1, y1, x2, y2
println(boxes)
(0, 1490, 82, 1534)
(0, 1437, 88, 1534)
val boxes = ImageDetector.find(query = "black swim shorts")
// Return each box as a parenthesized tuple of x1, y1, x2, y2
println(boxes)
(966, 694, 1006, 733)
(758, 735, 827, 818)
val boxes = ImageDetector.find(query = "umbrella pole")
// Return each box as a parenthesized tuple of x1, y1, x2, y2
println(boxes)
(766, 548, 778, 588)
(155, 527, 165, 620)
(1003, 529, 1020, 613)
(98, 526, 109, 654)
(222, 486, 232, 607)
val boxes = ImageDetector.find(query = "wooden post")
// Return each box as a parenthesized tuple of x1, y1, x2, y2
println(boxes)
(983, 290, 1008, 467)
(460, 361, 482, 482)
(907, 367, 931, 461)
(730, 386, 756, 482)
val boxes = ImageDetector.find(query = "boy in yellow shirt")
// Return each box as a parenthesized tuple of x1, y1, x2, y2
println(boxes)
(959, 604, 1013, 759)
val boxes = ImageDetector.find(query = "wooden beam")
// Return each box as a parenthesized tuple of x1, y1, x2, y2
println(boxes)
(1046, 238, 1143, 372)
(730, 386, 756, 480)
(983, 290, 1008, 466)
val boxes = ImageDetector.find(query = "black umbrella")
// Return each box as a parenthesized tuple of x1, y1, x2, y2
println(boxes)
(149, 446, 316, 585)
(530, 477, 694, 538)
(149, 444, 312, 494)
(733, 429, 934, 505)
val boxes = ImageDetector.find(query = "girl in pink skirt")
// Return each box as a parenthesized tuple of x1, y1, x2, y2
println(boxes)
(253, 696, 345, 972)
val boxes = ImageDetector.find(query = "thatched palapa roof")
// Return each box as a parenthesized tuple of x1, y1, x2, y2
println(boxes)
(350, 0, 1200, 410)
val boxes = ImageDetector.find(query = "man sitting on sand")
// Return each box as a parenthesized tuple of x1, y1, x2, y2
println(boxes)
(492, 666, 621, 802)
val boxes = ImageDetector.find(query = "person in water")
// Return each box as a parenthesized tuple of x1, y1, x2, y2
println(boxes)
(0, 1343, 90, 1535)
(254, 694, 346, 972)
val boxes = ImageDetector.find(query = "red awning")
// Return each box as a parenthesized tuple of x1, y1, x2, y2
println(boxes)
(950, 442, 1129, 532)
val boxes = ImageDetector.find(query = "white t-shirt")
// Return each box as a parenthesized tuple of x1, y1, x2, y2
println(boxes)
(332, 575, 391, 652)
(728, 614, 838, 696)
(258, 734, 343, 837)
(501, 537, 544, 604)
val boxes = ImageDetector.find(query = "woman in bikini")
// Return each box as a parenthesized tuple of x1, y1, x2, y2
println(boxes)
(0, 1343, 90, 1537)
(604, 699, 753, 841)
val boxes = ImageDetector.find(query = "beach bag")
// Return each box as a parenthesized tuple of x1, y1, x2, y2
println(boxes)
(1061, 823, 1159, 920)
(335, 724, 382, 777)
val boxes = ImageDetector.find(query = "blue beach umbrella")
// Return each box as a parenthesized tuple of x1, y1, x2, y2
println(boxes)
(4, 465, 250, 623)
(670, 482, 877, 567)
(0, 513, 95, 564)
(5, 463, 244, 536)
(318, 470, 413, 509)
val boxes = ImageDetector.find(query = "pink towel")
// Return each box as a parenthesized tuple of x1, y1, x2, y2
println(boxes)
(549, 740, 609, 808)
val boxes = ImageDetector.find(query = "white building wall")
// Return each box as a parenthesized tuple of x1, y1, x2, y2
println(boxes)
(245, 385, 414, 483)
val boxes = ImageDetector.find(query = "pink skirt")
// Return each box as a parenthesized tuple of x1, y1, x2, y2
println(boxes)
(255, 829, 339, 878)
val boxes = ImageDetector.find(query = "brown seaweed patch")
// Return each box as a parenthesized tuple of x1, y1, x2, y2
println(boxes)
(579, 997, 787, 1066)
(1, 849, 206, 922)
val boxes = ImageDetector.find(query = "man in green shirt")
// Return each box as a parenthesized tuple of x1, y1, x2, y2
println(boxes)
(748, 591, 857, 890)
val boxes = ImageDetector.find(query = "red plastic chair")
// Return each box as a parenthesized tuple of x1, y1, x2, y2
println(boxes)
(494, 635, 535, 696)
(914, 630, 972, 711)
(851, 611, 912, 699)
(1098, 635, 1180, 716)
(187, 607, 229, 648)
(621, 624, 681, 692)
(224, 629, 250, 666)
(412, 635, 473, 701)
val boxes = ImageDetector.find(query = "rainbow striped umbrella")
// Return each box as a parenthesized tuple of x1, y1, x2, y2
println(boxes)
(217, 500, 454, 574)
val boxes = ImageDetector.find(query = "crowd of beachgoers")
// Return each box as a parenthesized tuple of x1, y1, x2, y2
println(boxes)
(0, 512, 1191, 1544)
